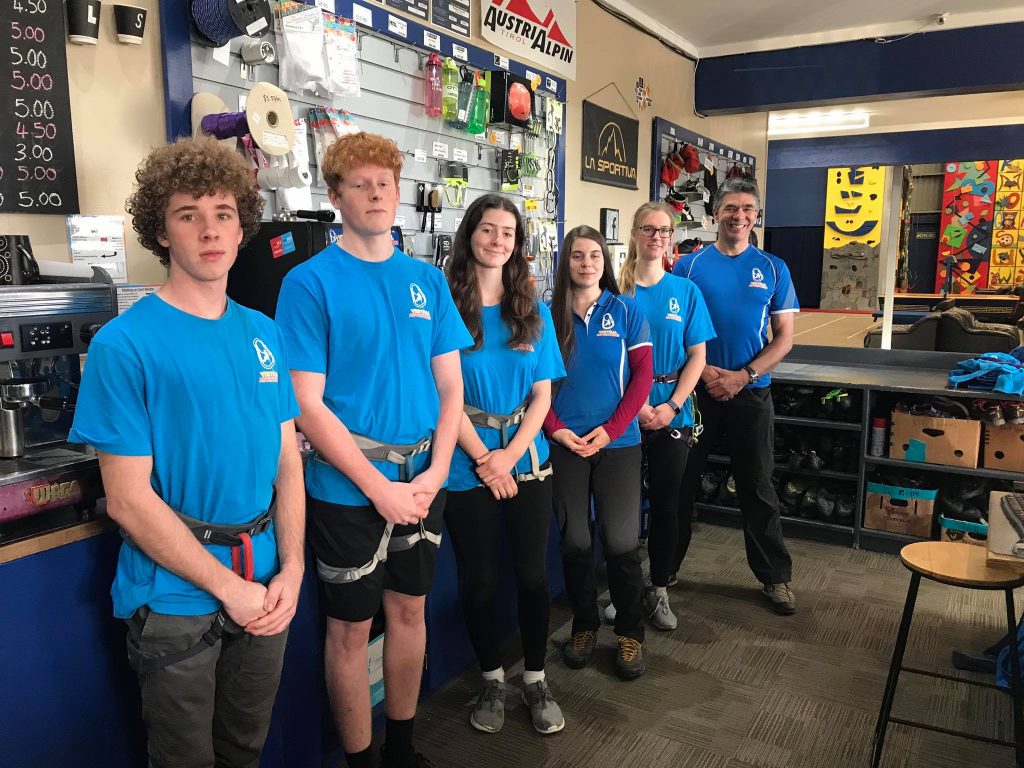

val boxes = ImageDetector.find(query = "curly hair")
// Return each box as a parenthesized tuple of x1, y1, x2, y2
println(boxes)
(445, 194, 540, 351)
(125, 137, 264, 268)
(321, 131, 403, 190)
(551, 225, 619, 364)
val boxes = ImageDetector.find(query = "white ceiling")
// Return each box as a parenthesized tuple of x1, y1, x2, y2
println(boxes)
(602, 0, 1024, 57)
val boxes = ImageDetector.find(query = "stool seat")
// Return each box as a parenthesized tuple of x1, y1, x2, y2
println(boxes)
(900, 541, 1024, 590)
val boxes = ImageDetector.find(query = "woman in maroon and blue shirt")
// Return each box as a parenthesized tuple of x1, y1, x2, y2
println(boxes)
(544, 225, 653, 680)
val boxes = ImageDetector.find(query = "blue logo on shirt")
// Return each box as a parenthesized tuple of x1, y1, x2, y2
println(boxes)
(253, 338, 276, 370)
(601, 312, 615, 330)
(669, 297, 680, 314)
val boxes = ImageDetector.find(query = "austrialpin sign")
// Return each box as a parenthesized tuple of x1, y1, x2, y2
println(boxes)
(480, 0, 577, 80)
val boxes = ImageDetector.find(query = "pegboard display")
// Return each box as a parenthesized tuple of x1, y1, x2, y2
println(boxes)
(649, 116, 757, 259)
(162, 0, 567, 298)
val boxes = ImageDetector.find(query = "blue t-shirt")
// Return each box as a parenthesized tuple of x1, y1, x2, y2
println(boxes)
(551, 289, 651, 449)
(673, 244, 799, 388)
(449, 301, 566, 492)
(633, 274, 716, 429)
(276, 244, 473, 505)
(68, 294, 300, 618)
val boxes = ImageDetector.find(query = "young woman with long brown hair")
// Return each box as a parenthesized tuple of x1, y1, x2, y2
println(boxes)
(544, 225, 653, 680)
(445, 194, 566, 735)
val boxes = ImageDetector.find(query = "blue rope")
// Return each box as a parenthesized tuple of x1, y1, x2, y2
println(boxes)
(189, 0, 243, 47)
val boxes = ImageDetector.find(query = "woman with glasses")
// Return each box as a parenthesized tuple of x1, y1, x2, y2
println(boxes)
(444, 194, 567, 735)
(618, 202, 715, 631)
(544, 225, 653, 680)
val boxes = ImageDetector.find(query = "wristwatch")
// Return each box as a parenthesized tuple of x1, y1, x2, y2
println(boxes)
(666, 399, 682, 415)
(743, 365, 760, 385)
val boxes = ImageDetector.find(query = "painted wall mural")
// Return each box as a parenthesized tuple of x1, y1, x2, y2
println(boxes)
(821, 166, 884, 310)
(936, 159, 1024, 292)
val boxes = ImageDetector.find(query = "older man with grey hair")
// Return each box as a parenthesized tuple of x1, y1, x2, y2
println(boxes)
(671, 175, 799, 614)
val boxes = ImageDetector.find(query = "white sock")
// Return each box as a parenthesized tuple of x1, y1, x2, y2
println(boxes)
(655, 586, 668, 598)
(482, 667, 505, 682)
(522, 670, 545, 685)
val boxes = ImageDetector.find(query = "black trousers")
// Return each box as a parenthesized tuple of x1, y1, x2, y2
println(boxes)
(644, 429, 691, 588)
(444, 477, 553, 672)
(550, 442, 645, 642)
(677, 386, 793, 585)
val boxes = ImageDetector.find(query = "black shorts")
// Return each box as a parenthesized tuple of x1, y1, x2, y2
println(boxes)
(307, 490, 447, 622)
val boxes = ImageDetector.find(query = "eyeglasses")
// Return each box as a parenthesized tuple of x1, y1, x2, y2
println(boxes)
(637, 225, 673, 238)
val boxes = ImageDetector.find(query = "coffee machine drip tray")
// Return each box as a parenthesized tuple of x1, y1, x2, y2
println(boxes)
(0, 441, 103, 528)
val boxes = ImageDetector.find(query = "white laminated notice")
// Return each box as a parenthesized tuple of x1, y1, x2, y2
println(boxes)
(352, 3, 372, 25)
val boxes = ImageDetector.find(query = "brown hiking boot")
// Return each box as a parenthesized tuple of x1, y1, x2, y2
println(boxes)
(614, 636, 645, 680)
(563, 630, 596, 669)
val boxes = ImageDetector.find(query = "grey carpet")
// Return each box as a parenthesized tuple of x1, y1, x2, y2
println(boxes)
(412, 525, 1021, 767)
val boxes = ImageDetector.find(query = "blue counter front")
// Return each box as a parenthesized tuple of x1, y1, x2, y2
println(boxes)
(1, 512, 567, 768)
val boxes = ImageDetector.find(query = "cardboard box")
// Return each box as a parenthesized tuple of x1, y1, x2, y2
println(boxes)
(983, 423, 1024, 473)
(865, 482, 937, 538)
(889, 411, 981, 469)
(986, 491, 1024, 571)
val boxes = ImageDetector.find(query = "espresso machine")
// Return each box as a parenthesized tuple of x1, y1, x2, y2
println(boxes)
(0, 279, 117, 540)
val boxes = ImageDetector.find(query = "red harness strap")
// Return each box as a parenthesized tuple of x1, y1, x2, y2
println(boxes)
(230, 533, 255, 582)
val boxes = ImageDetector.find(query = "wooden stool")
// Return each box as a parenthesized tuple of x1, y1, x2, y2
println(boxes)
(872, 541, 1024, 767)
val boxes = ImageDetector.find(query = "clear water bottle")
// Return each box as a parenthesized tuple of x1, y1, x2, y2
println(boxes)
(449, 67, 475, 130)
(423, 53, 442, 117)
(441, 57, 459, 121)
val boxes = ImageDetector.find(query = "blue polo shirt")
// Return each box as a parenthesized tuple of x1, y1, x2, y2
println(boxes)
(68, 294, 299, 618)
(276, 244, 473, 505)
(449, 301, 566, 492)
(551, 289, 651, 449)
(633, 274, 716, 429)
(673, 244, 798, 388)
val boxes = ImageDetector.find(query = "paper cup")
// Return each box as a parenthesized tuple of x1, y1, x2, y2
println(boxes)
(67, 0, 102, 45)
(113, 4, 146, 45)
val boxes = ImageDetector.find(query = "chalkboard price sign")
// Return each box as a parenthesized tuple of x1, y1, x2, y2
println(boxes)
(0, 0, 80, 214)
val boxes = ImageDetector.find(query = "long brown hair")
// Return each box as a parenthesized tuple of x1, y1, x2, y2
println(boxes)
(619, 201, 675, 296)
(446, 194, 540, 350)
(551, 225, 619, 364)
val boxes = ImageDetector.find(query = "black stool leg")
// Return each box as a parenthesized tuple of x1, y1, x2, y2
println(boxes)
(871, 572, 920, 768)
(1005, 589, 1024, 768)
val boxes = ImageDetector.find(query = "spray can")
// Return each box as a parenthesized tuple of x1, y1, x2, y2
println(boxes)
(870, 417, 886, 457)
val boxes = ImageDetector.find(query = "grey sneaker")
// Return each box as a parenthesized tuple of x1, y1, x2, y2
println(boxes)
(644, 588, 678, 630)
(563, 630, 596, 669)
(667, 573, 679, 587)
(614, 636, 645, 680)
(469, 679, 506, 733)
(603, 602, 616, 624)
(762, 582, 796, 615)
(522, 680, 565, 734)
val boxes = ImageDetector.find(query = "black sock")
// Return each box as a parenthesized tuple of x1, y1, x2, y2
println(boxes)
(384, 716, 415, 760)
(345, 747, 374, 768)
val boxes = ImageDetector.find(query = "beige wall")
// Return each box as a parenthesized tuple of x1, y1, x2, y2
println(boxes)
(2, 0, 167, 285)
(3, 0, 769, 284)
(563, 0, 767, 235)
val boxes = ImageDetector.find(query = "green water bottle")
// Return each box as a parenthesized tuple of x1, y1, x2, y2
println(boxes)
(467, 71, 490, 135)
(441, 57, 459, 121)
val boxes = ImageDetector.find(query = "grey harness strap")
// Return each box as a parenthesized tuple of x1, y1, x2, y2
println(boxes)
(464, 399, 552, 483)
(315, 432, 439, 585)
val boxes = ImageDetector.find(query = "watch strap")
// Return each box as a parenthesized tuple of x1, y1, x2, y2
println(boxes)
(743, 365, 759, 383)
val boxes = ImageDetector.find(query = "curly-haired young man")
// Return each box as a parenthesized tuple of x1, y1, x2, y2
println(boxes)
(69, 137, 305, 768)
(276, 132, 471, 768)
